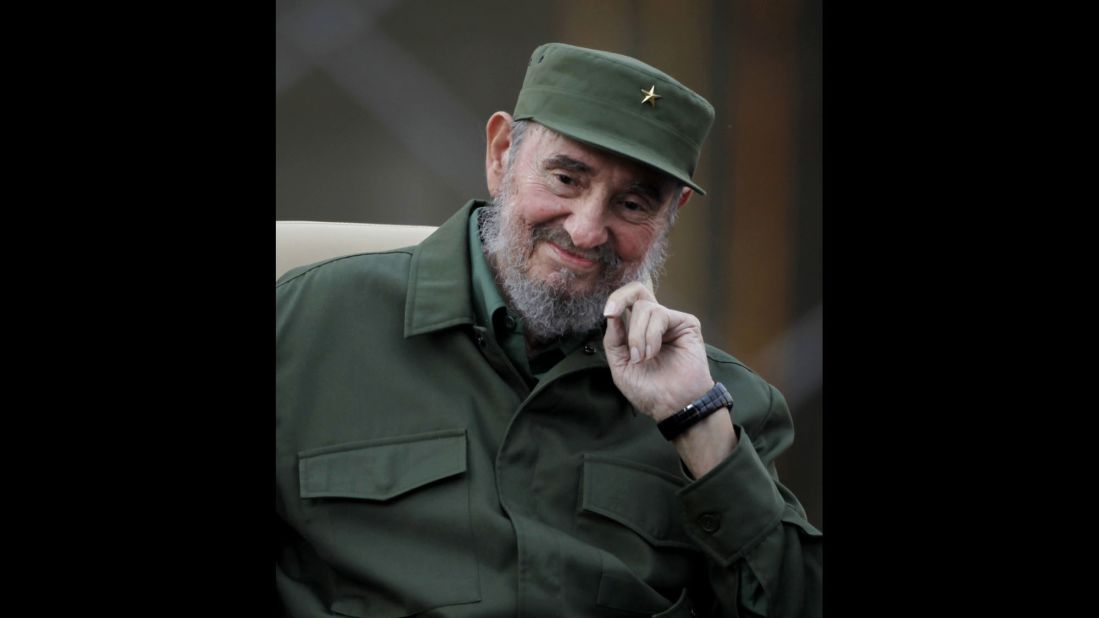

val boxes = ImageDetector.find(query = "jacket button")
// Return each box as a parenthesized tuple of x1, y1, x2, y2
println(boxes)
(475, 333, 486, 347)
(504, 314, 517, 331)
(582, 344, 595, 355)
(697, 513, 721, 533)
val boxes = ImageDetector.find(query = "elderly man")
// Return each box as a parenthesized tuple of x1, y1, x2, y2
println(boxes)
(276, 43, 822, 617)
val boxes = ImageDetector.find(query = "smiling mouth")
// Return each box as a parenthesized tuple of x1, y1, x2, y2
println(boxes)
(546, 242, 599, 271)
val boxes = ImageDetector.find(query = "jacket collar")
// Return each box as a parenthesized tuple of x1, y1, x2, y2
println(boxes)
(404, 200, 484, 337)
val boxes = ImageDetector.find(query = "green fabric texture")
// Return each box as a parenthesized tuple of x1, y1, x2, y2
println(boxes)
(513, 42, 715, 194)
(276, 200, 822, 617)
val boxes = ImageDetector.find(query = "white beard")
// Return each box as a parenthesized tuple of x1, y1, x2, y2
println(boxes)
(479, 172, 670, 344)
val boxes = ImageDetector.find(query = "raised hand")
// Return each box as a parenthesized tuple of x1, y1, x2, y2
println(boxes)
(601, 281, 715, 421)
(602, 282, 738, 476)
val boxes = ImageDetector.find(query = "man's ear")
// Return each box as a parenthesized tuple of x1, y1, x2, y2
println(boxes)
(676, 186, 694, 210)
(485, 111, 514, 198)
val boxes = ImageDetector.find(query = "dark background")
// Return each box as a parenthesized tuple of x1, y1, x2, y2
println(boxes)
(276, 0, 823, 529)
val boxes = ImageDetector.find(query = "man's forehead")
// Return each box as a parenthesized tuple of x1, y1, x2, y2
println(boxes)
(528, 126, 677, 191)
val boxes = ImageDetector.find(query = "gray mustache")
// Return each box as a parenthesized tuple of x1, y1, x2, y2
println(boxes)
(530, 224, 620, 269)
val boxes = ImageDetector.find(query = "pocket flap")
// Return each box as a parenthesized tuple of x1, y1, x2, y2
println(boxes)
(298, 429, 467, 501)
(580, 455, 694, 549)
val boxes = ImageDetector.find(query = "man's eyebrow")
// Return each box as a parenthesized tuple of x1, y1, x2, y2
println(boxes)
(624, 180, 665, 202)
(542, 155, 592, 174)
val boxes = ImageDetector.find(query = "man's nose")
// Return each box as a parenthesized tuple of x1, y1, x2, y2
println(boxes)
(563, 197, 609, 249)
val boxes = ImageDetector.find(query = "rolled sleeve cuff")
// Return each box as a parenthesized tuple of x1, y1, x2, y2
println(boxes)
(676, 427, 785, 566)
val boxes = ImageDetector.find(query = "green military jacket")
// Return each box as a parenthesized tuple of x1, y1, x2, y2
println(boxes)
(276, 201, 822, 617)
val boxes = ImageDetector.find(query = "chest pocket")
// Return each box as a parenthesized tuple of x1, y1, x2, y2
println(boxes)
(580, 454, 700, 615)
(580, 454, 695, 550)
(297, 429, 480, 618)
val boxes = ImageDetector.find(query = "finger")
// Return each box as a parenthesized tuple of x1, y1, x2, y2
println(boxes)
(602, 310, 630, 365)
(644, 306, 671, 361)
(663, 309, 702, 341)
(657, 309, 704, 354)
(626, 300, 656, 364)
(603, 281, 656, 319)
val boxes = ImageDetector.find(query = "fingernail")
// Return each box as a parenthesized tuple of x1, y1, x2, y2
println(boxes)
(630, 347, 640, 364)
(603, 301, 617, 317)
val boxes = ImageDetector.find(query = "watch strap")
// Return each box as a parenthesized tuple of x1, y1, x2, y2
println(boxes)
(657, 382, 734, 441)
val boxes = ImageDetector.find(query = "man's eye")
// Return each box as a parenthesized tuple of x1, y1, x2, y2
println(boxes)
(555, 174, 575, 186)
(621, 200, 642, 211)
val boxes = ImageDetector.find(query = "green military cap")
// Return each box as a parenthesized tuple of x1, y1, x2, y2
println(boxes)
(513, 42, 715, 195)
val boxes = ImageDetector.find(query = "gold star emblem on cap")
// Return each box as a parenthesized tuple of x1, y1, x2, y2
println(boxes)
(641, 85, 661, 107)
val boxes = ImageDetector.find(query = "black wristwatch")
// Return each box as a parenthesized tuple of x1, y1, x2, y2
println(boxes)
(656, 382, 734, 441)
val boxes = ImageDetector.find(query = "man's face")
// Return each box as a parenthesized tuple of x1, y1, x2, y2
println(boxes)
(482, 123, 682, 342)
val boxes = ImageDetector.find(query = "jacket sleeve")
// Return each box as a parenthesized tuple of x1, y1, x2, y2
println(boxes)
(677, 381, 822, 617)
